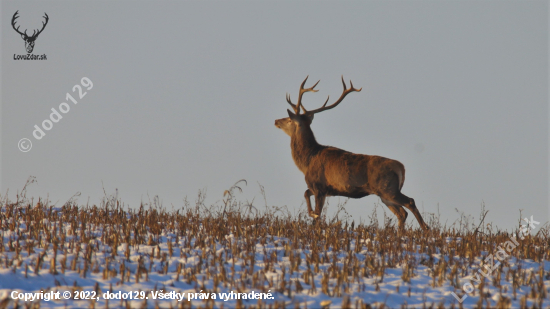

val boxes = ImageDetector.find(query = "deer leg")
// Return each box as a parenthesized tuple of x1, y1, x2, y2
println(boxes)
(398, 194, 429, 231)
(304, 189, 317, 218)
(381, 199, 408, 231)
(314, 193, 326, 217)
(383, 193, 429, 231)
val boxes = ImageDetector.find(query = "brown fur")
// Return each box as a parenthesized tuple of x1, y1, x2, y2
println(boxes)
(275, 111, 429, 231)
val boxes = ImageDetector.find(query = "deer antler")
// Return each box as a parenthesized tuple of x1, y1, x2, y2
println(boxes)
(305, 76, 362, 115)
(11, 11, 26, 36)
(12, 11, 49, 39)
(31, 13, 49, 38)
(286, 76, 320, 114)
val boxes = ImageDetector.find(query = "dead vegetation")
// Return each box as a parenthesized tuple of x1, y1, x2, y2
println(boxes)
(0, 179, 549, 308)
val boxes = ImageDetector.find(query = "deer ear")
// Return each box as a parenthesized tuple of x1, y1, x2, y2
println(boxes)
(287, 109, 298, 120)
(307, 114, 314, 121)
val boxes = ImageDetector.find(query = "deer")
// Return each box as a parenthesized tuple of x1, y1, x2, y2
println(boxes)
(11, 10, 49, 54)
(275, 76, 429, 231)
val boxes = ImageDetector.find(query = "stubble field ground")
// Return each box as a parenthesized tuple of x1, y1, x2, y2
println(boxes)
(0, 180, 549, 308)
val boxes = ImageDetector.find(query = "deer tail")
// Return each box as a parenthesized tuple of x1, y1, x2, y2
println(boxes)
(397, 165, 405, 191)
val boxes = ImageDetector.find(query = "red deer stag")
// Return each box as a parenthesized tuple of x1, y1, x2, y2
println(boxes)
(275, 76, 429, 231)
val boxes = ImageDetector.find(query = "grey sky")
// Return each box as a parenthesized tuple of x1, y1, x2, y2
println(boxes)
(2, 1, 548, 230)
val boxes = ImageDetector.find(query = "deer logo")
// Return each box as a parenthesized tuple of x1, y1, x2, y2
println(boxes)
(11, 10, 49, 54)
(275, 76, 429, 231)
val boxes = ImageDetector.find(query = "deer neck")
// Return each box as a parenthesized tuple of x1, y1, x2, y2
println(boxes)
(290, 125, 323, 173)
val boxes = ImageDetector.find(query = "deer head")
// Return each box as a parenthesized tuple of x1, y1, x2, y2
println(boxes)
(12, 11, 49, 53)
(275, 75, 362, 136)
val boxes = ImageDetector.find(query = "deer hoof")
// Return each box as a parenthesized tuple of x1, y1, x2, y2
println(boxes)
(309, 212, 319, 219)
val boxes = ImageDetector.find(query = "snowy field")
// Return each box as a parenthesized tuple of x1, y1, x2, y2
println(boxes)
(0, 188, 549, 308)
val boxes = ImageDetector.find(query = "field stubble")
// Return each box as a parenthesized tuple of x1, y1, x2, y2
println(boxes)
(0, 179, 549, 308)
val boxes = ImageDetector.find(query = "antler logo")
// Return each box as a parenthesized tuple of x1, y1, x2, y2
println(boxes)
(11, 10, 49, 54)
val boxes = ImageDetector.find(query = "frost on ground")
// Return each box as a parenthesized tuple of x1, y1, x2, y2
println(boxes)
(0, 185, 549, 308)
